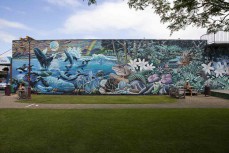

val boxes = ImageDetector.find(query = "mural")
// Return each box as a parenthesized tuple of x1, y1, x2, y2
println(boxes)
(12, 39, 229, 95)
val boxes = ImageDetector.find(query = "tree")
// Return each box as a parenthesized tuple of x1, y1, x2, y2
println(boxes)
(85, 0, 96, 5)
(87, 0, 229, 34)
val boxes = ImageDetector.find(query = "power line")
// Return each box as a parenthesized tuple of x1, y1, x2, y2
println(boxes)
(0, 49, 12, 57)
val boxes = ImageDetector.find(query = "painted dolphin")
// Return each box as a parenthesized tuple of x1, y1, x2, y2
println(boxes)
(59, 71, 79, 81)
(64, 50, 73, 67)
(31, 70, 52, 77)
(16, 64, 28, 73)
(82, 59, 90, 65)
(64, 50, 78, 68)
(75, 60, 90, 70)
(76, 63, 87, 70)
(34, 48, 54, 69)
(59, 71, 88, 81)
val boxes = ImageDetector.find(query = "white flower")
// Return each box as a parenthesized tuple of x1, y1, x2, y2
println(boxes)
(128, 59, 138, 70)
(226, 67, 229, 75)
(201, 62, 214, 75)
(137, 58, 148, 71)
(144, 63, 155, 71)
(214, 62, 226, 77)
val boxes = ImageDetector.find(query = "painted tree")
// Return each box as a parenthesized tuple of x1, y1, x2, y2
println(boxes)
(100, 40, 126, 63)
(87, 0, 229, 34)
(101, 40, 120, 62)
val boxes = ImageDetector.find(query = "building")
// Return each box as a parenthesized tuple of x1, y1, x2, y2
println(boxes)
(0, 56, 11, 89)
(11, 38, 228, 95)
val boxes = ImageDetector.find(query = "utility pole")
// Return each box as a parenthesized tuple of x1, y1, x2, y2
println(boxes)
(20, 36, 35, 99)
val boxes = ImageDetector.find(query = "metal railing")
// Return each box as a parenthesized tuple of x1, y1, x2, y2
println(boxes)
(200, 31, 229, 44)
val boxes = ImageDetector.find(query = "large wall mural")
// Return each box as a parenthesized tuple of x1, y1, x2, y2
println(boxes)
(12, 39, 229, 95)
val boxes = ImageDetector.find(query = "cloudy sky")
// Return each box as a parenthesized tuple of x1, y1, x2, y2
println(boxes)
(0, 0, 207, 57)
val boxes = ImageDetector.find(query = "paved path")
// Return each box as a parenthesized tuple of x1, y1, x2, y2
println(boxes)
(0, 91, 229, 109)
(212, 90, 229, 94)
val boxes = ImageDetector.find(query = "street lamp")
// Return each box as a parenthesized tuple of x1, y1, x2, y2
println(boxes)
(20, 36, 34, 99)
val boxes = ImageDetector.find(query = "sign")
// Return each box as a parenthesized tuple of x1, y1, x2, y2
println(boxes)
(0, 57, 11, 65)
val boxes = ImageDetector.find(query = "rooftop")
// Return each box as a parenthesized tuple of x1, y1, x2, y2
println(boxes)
(200, 31, 229, 44)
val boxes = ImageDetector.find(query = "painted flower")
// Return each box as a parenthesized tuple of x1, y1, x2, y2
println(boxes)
(144, 63, 156, 71)
(226, 67, 229, 75)
(214, 62, 226, 77)
(137, 58, 148, 71)
(161, 74, 172, 84)
(201, 62, 214, 75)
(223, 61, 229, 75)
(148, 74, 160, 83)
(128, 59, 138, 70)
(157, 66, 163, 73)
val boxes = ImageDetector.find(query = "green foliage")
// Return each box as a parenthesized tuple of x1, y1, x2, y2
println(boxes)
(95, 48, 106, 54)
(131, 0, 229, 34)
(128, 73, 147, 84)
(85, 0, 96, 5)
(211, 76, 229, 90)
(87, 0, 229, 34)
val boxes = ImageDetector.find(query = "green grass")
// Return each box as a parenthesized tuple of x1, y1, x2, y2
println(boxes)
(21, 95, 176, 104)
(1, 109, 229, 153)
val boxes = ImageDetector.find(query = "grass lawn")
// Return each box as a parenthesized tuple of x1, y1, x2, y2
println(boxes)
(1, 109, 229, 153)
(21, 95, 176, 104)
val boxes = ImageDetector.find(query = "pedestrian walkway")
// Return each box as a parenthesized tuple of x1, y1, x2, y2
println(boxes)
(212, 90, 229, 94)
(0, 91, 229, 109)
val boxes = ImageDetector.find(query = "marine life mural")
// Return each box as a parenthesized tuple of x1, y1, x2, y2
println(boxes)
(12, 39, 229, 95)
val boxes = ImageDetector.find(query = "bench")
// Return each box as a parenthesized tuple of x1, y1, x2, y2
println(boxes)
(169, 86, 186, 99)
(185, 88, 198, 96)
(169, 86, 199, 98)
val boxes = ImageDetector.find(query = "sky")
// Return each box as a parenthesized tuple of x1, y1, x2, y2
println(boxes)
(0, 0, 207, 57)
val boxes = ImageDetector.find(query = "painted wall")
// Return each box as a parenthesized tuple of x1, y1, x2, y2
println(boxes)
(12, 39, 229, 95)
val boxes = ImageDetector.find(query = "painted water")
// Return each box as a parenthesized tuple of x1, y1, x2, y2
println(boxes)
(12, 39, 229, 95)
(13, 54, 117, 94)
